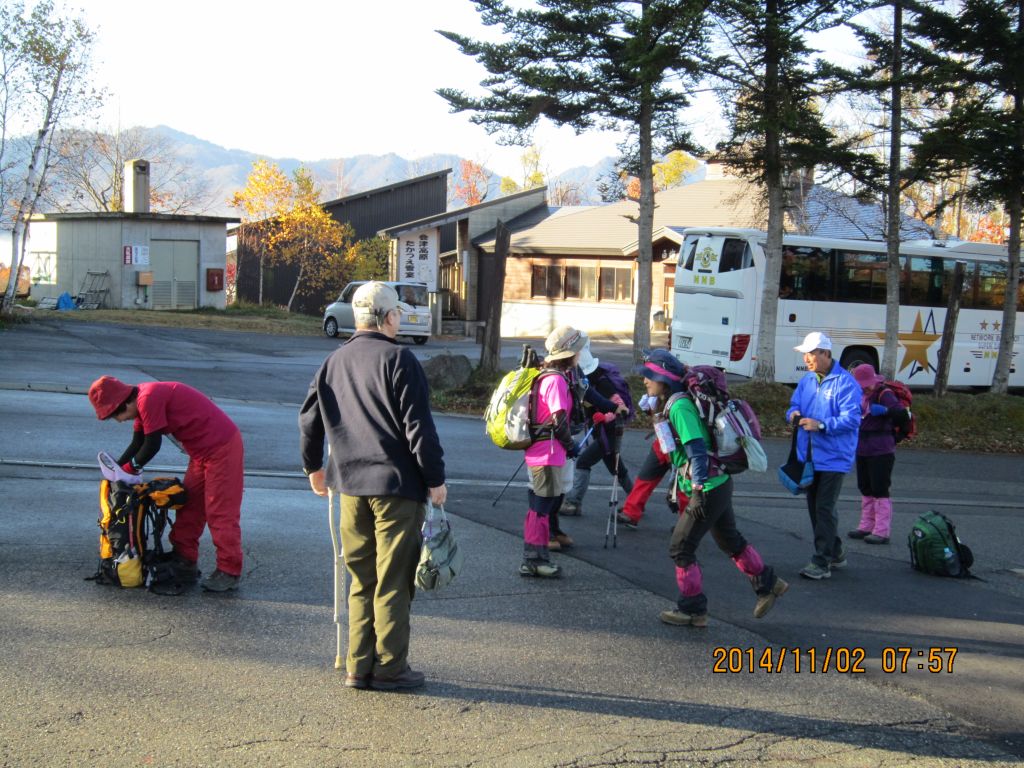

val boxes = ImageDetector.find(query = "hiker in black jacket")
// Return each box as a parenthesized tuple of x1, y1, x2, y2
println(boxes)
(561, 339, 632, 517)
(299, 281, 446, 692)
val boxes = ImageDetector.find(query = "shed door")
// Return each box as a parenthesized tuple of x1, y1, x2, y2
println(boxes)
(151, 240, 199, 310)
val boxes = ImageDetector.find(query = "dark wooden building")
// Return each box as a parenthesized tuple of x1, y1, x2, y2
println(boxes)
(235, 170, 451, 314)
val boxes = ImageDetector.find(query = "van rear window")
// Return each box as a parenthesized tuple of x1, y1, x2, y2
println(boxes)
(398, 284, 428, 306)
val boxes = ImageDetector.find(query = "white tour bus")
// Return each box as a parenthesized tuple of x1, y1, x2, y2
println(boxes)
(671, 227, 1021, 386)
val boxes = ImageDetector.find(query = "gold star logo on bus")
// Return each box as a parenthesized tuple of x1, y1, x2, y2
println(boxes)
(876, 312, 942, 374)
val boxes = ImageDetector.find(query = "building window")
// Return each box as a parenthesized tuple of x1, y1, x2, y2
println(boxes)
(565, 266, 598, 300)
(531, 264, 563, 299)
(600, 266, 632, 302)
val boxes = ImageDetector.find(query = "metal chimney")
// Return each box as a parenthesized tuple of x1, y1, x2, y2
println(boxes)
(124, 159, 150, 213)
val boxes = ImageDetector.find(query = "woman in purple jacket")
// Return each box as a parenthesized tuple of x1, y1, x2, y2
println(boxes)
(848, 364, 909, 545)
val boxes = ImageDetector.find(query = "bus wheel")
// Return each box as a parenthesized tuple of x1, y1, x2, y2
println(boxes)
(840, 347, 877, 372)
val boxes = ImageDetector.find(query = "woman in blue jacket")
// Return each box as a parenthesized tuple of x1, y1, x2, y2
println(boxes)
(785, 332, 862, 580)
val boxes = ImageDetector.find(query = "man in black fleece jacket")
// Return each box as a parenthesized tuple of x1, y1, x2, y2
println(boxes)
(299, 281, 446, 691)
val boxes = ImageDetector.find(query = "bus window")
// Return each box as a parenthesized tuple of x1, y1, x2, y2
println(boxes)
(836, 250, 887, 304)
(787, 247, 834, 300)
(719, 239, 753, 272)
(907, 256, 956, 308)
(974, 261, 1007, 310)
(682, 238, 698, 271)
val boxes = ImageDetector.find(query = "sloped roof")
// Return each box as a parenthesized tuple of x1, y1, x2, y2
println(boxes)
(795, 185, 933, 240)
(474, 178, 763, 255)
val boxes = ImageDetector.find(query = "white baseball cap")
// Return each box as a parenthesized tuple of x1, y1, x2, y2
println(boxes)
(794, 331, 833, 353)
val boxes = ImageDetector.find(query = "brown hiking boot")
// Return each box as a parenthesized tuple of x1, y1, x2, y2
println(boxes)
(754, 578, 789, 619)
(659, 608, 708, 627)
(372, 666, 425, 691)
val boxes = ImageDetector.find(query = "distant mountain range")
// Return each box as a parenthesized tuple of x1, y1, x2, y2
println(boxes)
(152, 125, 618, 216)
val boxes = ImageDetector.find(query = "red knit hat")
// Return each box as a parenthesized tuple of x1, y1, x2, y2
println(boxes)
(89, 376, 134, 420)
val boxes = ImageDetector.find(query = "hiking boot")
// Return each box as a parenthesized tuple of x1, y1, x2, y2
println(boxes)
(547, 538, 562, 551)
(170, 554, 199, 584)
(561, 501, 583, 516)
(616, 512, 639, 530)
(344, 673, 371, 690)
(519, 561, 562, 578)
(754, 578, 789, 619)
(371, 666, 425, 691)
(659, 609, 708, 628)
(799, 562, 831, 580)
(552, 532, 574, 548)
(830, 551, 848, 570)
(847, 529, 870, 540)
(150, 579, 187, 596)
(864, 534, 890, 545)
(201, 569, 240, 592)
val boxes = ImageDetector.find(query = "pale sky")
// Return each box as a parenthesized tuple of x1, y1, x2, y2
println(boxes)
(74, 0, 630, 179)
(70, 1, 862, 181)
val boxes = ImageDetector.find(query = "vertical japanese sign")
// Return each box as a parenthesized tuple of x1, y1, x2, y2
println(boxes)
(398, 227, 438, 291)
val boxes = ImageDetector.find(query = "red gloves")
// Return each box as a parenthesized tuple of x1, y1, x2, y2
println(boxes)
(593, 411, 616, 424)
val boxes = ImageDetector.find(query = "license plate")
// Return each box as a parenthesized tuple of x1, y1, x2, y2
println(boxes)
(406, 315, 419, 323)
(677, 336, 692, 350)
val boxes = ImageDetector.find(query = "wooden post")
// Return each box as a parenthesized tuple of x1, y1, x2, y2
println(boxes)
(479, 219, 509, 372)
(933, 260, 966, 398)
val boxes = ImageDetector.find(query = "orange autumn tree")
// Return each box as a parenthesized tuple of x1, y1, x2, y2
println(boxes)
(230, 160, 292, 304)
(453, 159, 490, 206)
(273, 168, 352, 312)
(970, 213, 1007, 244)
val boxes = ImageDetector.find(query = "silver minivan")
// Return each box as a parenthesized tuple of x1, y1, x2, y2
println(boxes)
(322, 281, 431, 344)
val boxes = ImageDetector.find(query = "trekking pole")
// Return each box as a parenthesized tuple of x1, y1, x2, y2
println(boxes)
(326, 444, 344, 671)
(605, 452, 620, 549)
(492, 458, 526, 507)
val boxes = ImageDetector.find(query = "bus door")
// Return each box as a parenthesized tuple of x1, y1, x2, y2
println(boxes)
(672, 235, 756, 375)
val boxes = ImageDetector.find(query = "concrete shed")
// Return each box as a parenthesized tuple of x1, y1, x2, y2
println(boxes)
(25, 211, 239, 310)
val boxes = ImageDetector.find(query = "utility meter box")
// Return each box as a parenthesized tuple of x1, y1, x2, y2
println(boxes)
(206, 268, 224, 292)
(136, 271, 153, 286)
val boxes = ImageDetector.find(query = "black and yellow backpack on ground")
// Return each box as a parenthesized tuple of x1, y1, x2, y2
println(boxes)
(90, 478, 186, 589)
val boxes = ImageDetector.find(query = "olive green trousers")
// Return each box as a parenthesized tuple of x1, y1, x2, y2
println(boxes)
(339, 494, 424, 678)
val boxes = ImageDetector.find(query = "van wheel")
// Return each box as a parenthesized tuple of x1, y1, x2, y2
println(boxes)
(840, 347, 876, 372)
(413, 336, 428, 346)
(324, 317, 339, 338)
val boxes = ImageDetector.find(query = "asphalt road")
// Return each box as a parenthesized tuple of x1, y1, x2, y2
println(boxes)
(2, 317, 1023, 762)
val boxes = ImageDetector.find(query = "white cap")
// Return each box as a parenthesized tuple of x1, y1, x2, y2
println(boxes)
(352, 282, 413, 318)
(794, 331, 833, 353)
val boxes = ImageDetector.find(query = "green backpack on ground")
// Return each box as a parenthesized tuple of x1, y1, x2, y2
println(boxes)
(907, 510, 974, 578)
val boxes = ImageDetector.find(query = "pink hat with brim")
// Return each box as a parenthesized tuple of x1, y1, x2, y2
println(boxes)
(851, 364, 884, 390)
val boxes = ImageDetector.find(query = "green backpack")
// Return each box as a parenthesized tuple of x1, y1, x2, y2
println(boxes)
(907, 511, 974, 578)
(485, 367, 568, 450)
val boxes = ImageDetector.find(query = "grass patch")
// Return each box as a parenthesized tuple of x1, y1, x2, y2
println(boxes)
(17, 303, 324, 336)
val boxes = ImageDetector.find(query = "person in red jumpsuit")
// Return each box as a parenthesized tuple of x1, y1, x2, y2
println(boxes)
(89, 376, 244, 594)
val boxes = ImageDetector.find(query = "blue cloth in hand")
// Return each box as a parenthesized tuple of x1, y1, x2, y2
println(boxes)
(869, 403, 888, 416)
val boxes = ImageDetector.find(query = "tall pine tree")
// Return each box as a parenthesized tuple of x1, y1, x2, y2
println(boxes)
(712, 0, 865, 382)
(437, 0, 712, 362)
(908, 0, 1023, 393)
